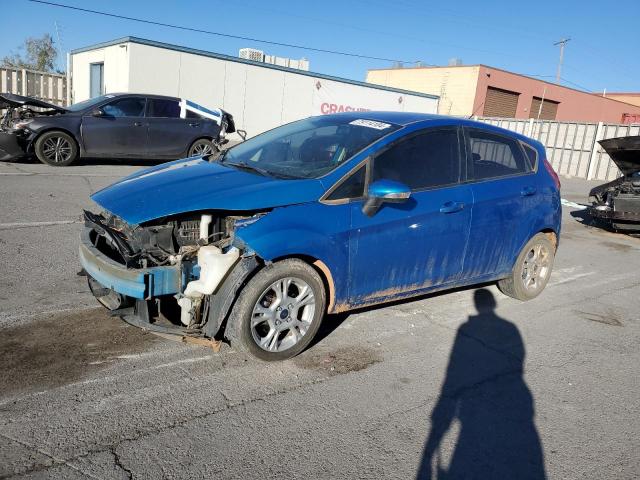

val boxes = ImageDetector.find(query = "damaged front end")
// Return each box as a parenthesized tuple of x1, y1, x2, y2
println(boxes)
(80, 209, 261, 339)
(588, 136, 640, 233)
(1, 93, 66, 161)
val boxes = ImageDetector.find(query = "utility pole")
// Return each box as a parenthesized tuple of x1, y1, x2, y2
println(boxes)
(54, 21, 64, 72)
(554, 38, 571, 83)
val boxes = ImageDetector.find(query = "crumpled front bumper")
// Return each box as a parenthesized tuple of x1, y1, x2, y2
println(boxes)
(79, 227, 181, 300)
(0, 131, 27, 161)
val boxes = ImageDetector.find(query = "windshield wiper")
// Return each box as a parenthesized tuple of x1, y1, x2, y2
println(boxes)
(225, 161, 272, 177)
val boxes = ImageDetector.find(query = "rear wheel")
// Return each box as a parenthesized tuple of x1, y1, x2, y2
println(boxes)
(498, 233, 555, 301)
(227, 259, 326, 361)
(188, 138, 215, 157)
(35, 131, 78, 166)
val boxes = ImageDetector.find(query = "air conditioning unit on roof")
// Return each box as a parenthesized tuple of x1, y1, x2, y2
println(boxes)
(239, 48, 265, 62)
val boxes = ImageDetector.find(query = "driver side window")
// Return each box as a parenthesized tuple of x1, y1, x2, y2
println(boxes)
(102, 97, 146, 117)
(371, 128, 461, 191)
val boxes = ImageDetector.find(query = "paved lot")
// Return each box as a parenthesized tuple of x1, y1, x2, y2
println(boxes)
(1, 159, 639, 479)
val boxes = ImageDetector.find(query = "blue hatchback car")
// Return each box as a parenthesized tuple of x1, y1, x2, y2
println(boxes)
(80, 112, 561, 360)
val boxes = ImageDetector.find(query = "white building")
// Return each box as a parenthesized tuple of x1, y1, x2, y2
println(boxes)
(69, 37, 439, 139)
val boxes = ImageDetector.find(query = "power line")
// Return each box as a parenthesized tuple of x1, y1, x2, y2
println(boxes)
(521, 73, 594, 92)
(28, 0, 420, 64)
(559, 77, 593, 93)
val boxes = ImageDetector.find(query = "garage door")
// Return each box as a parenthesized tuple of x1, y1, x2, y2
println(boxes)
(529, 97, 559, 120)
(483, 87, 519, 117)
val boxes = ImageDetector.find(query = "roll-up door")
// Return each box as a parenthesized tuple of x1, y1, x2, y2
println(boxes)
(483, 87, 519, 117)
(529, 97, 559, 120)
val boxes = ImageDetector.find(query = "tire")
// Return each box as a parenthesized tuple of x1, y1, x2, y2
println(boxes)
(188, 138, 215, 157)
(227, 259, 326, 361)
(34, 131, 78, 166)
(498, 233, 555, 301)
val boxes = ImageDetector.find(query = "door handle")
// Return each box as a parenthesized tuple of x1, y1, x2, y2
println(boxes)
(521, 186, 537, 196)
(439, 201, 465, 214)
(133, 121, 144, 127)
(189, 122, 201, 127)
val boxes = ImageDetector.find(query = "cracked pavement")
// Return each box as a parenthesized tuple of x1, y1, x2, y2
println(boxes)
(0, 161, 639, 479)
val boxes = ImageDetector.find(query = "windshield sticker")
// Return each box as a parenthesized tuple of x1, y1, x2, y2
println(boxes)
(349, 119, 392, 130)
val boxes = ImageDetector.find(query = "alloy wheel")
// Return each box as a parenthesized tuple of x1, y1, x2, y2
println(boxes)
(521, 243, 551, 291)
(190, 141, 213, 156)
(42, 136, 73, 164)
(250, 277, 316, 352)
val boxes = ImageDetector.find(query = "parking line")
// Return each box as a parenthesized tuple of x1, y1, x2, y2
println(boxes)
(0, 172, 129, 177)
(549, 271, 595, 286)
(0, 220, 81, 230)
(561, 198, 588, 210)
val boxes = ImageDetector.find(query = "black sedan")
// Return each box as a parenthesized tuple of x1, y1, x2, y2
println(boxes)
(0, 93, 235, 166)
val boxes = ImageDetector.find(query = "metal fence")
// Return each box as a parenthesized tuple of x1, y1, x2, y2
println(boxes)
(1, 67, 67, 106)
(477, 117, 640, 181)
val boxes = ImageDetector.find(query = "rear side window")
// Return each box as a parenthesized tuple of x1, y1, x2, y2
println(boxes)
(372, 129, 460, 191)
(102, 98, 146, 117)
(147, 99, 181, 118)
(186, 110, 204, 119)
(467, 129, 532, 180)
(326, 164, 366, 201)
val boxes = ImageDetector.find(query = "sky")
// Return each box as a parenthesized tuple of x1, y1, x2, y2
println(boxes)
(2, 0, 639, 93)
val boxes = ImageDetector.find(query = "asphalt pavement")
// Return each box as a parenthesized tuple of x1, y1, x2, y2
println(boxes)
(0, 159, 638, 479)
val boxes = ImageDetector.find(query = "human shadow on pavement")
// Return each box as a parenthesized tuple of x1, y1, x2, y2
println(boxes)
(416, 289, 546, 480)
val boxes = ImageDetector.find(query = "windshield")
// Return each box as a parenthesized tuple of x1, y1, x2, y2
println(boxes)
(221, 116, 400, 179)
(66, 94, 115, 112)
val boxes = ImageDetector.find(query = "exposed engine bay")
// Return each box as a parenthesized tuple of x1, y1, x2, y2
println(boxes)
(1, 93, 64, 130)
(0, 93, 65, 161)
(83, 209, 263, 337)
(588, 136, 640, 233)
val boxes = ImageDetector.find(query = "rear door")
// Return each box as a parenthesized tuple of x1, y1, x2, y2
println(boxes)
(146, 98, 206, 158)
(462, 127, 538, 279)
(81, 96, 147, 157)
(347, 127, 473, 305)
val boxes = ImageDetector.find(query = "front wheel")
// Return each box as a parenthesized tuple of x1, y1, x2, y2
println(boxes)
(34, 131, 78, 166)
(498, 233, 555, 301)
(227, 259, 326, 361)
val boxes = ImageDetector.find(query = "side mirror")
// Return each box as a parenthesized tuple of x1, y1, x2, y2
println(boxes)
(362, 179, 411, 217)
(91, 108, 104, 117)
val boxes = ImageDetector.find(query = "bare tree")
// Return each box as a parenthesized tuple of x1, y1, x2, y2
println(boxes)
(2, 34, 59, 72)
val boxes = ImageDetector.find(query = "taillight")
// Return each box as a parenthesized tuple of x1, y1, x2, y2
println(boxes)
(543, 158, 561, 190)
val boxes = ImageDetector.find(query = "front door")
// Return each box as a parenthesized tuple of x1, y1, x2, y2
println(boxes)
(81, 96, 147, 157)
(348, 127, 472, 305)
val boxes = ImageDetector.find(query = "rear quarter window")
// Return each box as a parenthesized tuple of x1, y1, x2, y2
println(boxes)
(521, 143, 539, 170)
(147, 99, 181, 118)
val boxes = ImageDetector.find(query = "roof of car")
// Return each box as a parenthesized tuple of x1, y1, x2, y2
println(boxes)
(330, 111, 449, 126)
(106, 92, 179, 101)
(324, 111, 543, 147)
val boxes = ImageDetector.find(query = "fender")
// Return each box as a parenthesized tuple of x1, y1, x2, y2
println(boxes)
(234, 202, 351, 307)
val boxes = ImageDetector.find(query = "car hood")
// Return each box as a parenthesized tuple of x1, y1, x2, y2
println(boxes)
(0, 93, 67, 112)
(91, 158, 326, 224)
(599, 136, 640, 176)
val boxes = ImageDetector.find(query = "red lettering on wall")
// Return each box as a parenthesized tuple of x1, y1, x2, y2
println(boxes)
(319, 103, 371, 115)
